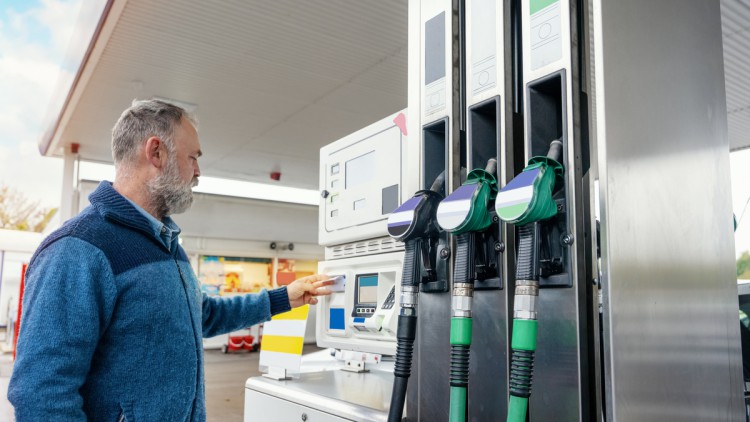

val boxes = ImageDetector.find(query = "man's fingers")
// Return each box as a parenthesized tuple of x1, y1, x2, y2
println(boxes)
(312, 287, 331, 296)
(301, 274, 330, 283)
(303, 286, 332, 296)
(297, 282, 331, 293)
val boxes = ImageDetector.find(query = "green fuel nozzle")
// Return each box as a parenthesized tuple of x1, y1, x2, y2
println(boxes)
(435, 159, 498, 422)
(386, 172, 445, 422)
(495, 140, 563, 226)
(436, 159, 498, 235)
(498, 140, 564, 422)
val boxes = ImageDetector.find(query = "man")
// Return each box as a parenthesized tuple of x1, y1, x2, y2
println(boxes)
(8, 99, 331, 421)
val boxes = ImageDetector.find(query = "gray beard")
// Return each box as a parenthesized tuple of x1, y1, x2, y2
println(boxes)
(147, 159, 196, 218)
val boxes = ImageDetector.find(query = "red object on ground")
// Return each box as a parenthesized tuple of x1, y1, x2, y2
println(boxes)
(223, 334, 257, 353)
(270, 171, 281, 181)
(14, 263, 27, 360)
(227, 335, 245, 352)
(243, 336, 255, 350)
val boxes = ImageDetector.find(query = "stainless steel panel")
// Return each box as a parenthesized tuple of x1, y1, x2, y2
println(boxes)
(464, 0, 514, 419)
(409, 0, 462, 419)
(593, 0, 744, 420)
(245, 369, 393, 421)
(524, 71, 588, 422)
(245, 389, 351, 422)
(533, 285, 588, 421)
(411, 291, 453, 421)
(521, 0, 590, 419)
(469, 289, 509, 421)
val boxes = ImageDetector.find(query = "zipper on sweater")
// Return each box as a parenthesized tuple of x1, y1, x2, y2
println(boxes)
(174, 259, 201, 421)
(174, 260, 199, 335)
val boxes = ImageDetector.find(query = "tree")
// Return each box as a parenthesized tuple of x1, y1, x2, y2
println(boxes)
(738, 251, 750, 280)
(0, 184, 57, 233)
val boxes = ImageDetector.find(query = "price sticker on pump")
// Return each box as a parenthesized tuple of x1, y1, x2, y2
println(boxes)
(325, 275, 346, 292)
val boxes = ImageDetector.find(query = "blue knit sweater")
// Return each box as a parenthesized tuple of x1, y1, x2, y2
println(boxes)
(8, 181, 291, 421)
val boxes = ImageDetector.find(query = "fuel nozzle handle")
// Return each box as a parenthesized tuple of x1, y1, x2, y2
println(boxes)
(452, 233, 475, 284)
(515, 222, 541, 283)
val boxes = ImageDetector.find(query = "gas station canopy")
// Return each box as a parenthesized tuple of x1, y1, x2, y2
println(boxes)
(40, 0, 408, 190)
(39, 0, 749, 194)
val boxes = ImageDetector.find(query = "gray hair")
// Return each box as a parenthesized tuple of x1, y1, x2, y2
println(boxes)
(111, 99, 198, 166)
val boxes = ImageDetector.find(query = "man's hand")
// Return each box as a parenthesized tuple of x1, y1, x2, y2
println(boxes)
(287, 274, 334, 308)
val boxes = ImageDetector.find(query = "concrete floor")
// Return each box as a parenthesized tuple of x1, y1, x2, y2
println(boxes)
(0, 345, 323, 422)
(204, 344, 322, 421)
(0, 355, 13, 422)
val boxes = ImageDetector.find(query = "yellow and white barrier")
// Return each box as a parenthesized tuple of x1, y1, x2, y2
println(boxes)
(259, 305, 309, 377)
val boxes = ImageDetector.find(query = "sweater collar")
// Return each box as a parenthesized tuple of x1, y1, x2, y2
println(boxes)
(89, 181, 179, 250)
(124, 196, 182, 250)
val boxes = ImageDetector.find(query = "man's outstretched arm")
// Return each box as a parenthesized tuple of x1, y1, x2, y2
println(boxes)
(201, 274, 332, 338)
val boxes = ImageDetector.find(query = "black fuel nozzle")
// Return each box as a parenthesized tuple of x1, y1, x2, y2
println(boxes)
(388, 173, 444, 246)
(387, 172, 445, 422)
(387, 175, 444, 289)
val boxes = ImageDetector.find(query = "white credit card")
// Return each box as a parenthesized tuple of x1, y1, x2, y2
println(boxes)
(326, 275, 346, 292)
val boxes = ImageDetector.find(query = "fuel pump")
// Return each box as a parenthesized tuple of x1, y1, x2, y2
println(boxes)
(496, 140, 563, 422)
(386, 173, 445, 422)
(435, 159, 498, 422)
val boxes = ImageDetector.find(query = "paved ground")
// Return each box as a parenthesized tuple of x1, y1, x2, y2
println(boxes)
(205, 344, 322, 421)
(0, 345, 323, 422)
(0, 354, 12, 422)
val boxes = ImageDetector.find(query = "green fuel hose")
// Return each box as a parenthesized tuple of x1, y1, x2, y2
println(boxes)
(449, 315, 473, 422)
(498, 140, 563, 422)
(437, 159, 497, 422)
(506, 222, 541, 422)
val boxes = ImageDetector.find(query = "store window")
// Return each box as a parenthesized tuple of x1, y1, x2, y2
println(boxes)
(197, 256, 273, 296)
(276, 259, 318, 286)
(194, 256, 320, 295)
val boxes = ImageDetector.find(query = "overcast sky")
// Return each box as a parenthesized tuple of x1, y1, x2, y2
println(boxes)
(0, 0, 749, 258)
(0, 0, 80, 208)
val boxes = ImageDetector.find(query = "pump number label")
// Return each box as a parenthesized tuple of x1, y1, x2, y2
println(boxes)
(529, 0, 562, 70)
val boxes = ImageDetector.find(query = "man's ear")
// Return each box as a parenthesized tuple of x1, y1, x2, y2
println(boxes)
(144, 136, 165, 168)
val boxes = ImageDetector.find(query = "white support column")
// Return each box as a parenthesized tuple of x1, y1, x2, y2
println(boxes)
(59, 145, 76, 223)
(271, 257, 279, 288)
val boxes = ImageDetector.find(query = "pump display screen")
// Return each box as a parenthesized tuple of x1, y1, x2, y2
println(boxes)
(425, 12, 446, 85)
(357, 274, 378, 304)
(346, 151, 376, 188)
